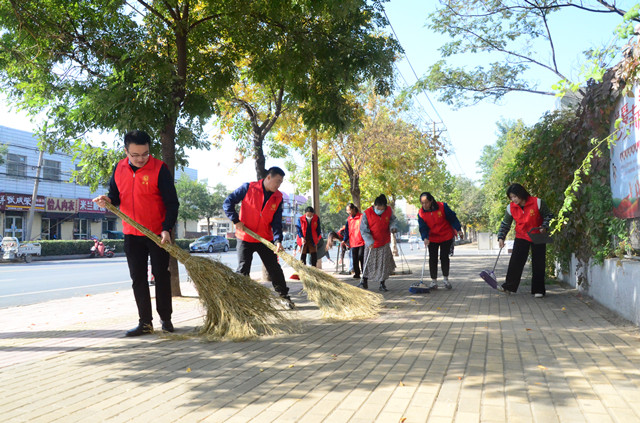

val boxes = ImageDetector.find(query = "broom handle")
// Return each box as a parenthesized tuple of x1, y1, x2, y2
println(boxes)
(492, 247, 503, 272)
(420, 247, 428, 283)
(394, 234, 411, 271)
(360, 245, 372, 282)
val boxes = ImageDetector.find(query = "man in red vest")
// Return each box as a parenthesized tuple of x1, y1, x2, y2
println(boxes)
(296, 206, 322, 266)
(93, 130, 179, 337)
(223, 167, 294, 309)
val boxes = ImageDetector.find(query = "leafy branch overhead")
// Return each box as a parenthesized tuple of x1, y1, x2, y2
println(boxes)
(415, 0, 640, 107)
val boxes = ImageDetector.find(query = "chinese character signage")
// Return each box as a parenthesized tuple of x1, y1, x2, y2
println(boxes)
(611, 85, 640, 219)
(78, 198, 105, 213)
(0, 193, 46, 211)
(45, 197, 78, 214)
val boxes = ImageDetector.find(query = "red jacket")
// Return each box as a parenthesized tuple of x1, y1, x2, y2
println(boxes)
(364, 206, 392, 248)
(114, 156, 166, 236)
(510, 196, 543, 242)
(418, 202, 455, 243)
(299, 214, 321, 245)
(236, 180, 283, 243)
(347, 213, 365, 248)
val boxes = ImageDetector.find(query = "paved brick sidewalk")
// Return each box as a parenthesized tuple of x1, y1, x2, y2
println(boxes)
(1, 251, 640, 422)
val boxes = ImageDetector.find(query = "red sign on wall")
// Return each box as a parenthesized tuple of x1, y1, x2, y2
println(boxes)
(0, 193, 46, 211)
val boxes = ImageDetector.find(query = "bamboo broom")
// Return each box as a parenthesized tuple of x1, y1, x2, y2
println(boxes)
(103, 202, 296, 341)
(242, 227, 383, 320)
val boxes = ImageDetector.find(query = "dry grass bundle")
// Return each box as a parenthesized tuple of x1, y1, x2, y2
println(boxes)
(242, 227, 383, 320)
(104, 202, 296, 341)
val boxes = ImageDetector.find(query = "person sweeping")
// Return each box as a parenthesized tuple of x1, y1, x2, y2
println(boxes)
(496, 183, 554, 297)
(223, 166, 295, 309)
(417, 192, 462, 290)
(359, 194, 397, 292)
(93, 130, 179, 337)
(296, 206, 322, 267)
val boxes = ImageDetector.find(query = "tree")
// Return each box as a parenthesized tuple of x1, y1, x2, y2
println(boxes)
(0, 144, 7, 166)
(201, 182, 228, 235)
(175, 174, 208, 235)
(415, 0, 639, 107)
(214, 1, 400, 179)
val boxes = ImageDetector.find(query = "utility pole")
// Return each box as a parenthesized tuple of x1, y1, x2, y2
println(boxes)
(311, 130, 320, 212)
(25, 148, 44, 241)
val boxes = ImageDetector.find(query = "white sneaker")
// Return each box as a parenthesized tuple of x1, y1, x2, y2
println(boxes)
(444, 280, 452, 290)
(496, 285, 511, 295)
(534, 293, 544, 298)
(427, 280, 438, 290)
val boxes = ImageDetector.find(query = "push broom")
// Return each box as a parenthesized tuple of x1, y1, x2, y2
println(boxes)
(103, 202, 296, 341)
(242, 227, 383, 320)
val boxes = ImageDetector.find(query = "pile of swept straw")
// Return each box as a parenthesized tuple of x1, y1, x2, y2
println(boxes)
(104, 202, 295, 341)
(243, 227, 383, 320)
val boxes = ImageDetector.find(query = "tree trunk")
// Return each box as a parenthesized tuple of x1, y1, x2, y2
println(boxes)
(161, 123, 182, 297)
(349, 172, 361, 210)
(252, 131, 267, 180)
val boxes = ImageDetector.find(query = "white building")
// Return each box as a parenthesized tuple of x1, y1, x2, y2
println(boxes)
(0, 125, 197, 241)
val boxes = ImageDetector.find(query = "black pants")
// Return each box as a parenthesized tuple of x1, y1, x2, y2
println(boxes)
(236, 240, 289, 297)
(351, 245, 365, 278)
(427, 238, 454, 279)
(300, 252, 318, 267)
(124, 234, 172, 324)
(503, 238, 546, 295)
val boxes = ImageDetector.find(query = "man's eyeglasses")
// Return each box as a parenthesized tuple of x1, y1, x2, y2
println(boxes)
(127, 151, 150, 159)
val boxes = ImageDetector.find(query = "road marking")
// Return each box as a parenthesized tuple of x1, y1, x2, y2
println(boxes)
(0, 273, 189, 298)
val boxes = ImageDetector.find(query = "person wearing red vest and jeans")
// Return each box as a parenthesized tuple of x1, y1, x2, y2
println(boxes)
(93, 130, 179, 337)
(497, 183, 554, 297)
(343, 203, 365, 279)
(360, 194, 398, 292)
(296, 206, 322, 267)
(223, 167, 294, 309)
(417, 192, 462, 290)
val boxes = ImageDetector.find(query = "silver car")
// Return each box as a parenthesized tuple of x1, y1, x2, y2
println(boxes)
(189, 235, 230, 253)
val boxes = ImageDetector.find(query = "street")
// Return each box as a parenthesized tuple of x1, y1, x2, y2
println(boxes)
(0, 250, 265, 308)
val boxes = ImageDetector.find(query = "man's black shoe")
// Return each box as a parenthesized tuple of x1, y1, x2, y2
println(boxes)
(356, 281, 368, 289)
(161, 320, 175, 333)
(378, 282, 388, 292)
(125, 323, 153, 337)
(352, 274, 360, 279)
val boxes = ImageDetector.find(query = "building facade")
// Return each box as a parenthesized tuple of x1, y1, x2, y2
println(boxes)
(1, 125, 197, 241)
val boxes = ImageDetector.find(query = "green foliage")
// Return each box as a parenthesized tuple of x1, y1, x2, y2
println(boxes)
(0, 143, 7, 166)
(394, 208, 409, 233)
(437, 174, 485, 230)
(175, 175, 226, 232)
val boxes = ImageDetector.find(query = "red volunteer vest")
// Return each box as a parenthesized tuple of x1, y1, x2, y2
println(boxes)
(236, 180, 283, 243)
(299, 214, 321, 245)
(364, 206, 392, 248)
(418, 202, 455, 244)
(114, 156, 166, 236)
(347, 213, 365, 248)
(510, 196, 543, 242)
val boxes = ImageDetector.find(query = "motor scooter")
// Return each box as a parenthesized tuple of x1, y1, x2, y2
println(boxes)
(90, 238, 115, 258)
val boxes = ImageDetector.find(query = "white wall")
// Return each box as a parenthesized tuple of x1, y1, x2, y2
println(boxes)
(558, 255, 640, 326)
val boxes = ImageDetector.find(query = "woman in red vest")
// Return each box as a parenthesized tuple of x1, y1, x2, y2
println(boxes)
(497, 183, 554, 297)
(296, 206, 322, 266)
(417, 192, 462, 290)
(360, 194, 397, 292)
(343, 203, 365, 278)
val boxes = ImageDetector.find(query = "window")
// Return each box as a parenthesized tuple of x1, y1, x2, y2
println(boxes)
(43, 159, 61, 181)
(7, 154, 27, 177)
(73, 218, 89, 239)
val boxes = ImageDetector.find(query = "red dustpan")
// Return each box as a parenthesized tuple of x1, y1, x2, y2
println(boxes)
(479, 247, 502, 289)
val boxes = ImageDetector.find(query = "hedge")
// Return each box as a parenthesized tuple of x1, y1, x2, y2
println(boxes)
(37, 238, 197, 256)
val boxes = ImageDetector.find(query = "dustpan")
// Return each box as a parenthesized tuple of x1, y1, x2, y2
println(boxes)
(528, 227, 553, 244)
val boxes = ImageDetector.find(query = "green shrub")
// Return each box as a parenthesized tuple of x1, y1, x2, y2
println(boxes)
(228, 238, 237, 249)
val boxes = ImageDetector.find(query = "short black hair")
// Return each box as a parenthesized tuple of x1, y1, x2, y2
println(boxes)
(374, 194, 388, 206)
(266, 166, 285, 178)
(506, 183, 530, 201)
(124, 130, 151, 149)
(305, 206, 315, 214)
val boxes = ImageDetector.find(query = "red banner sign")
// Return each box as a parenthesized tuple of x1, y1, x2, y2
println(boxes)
(0, 193, 46, 211)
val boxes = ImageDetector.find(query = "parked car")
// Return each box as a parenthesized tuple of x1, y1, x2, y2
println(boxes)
(189, 235, 229, 253)
(103, 230, 125, 239)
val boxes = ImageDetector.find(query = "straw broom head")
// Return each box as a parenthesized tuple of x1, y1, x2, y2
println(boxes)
(242, 227, 383, 320)
(103, 202, 297, 341)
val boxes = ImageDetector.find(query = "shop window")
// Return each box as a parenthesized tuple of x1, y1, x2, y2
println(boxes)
(73, 218, 89, 239)
(4, 214, 24, 241)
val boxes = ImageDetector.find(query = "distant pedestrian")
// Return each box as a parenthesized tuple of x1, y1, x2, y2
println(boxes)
(223, 166, 294, 309)
(343, 203, 365, 279)
(360, 194, 397, 292)
(296, 206, 322, 267)
(496, 183, 554, 297)
(417, 192, 462, 290)
(93, 130, 179, 337)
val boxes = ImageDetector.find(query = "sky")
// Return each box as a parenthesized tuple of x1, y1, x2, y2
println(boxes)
(0, 0, 633, 195)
